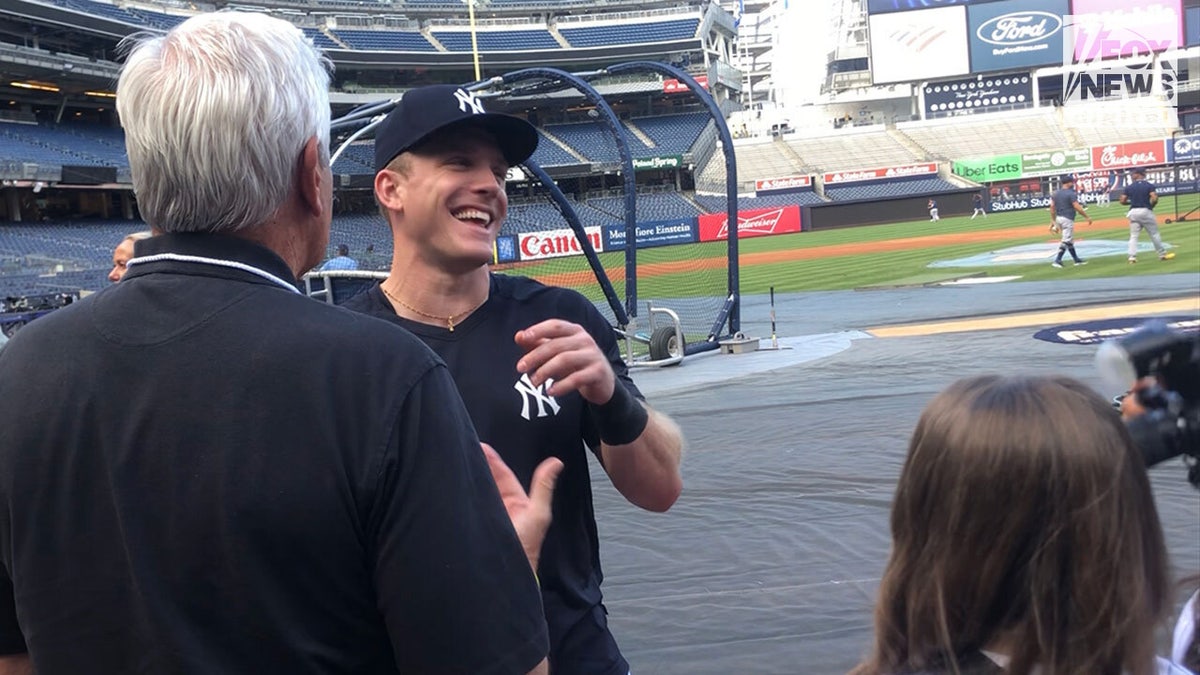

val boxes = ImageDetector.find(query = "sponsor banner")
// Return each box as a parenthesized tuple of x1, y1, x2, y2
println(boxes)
(869, 7, 971, 84)
(824, 162, 939, 184)
(1091, 139, 1168, 170)
(603, 218, 699, 250)
(517, 226, 604, 262)
(632, 155, 683, 171)
(697, 205, 802, 242)
(662, 75, 709, 94)
(868, 0, 1002, 15)
(1072, 169, 1119, 195)
(494, 235, 519, 264)
(1034, 316, 1199, 345)
(1020, 148, 1092, 176)
(1189, 5, 1200, 47)
(923, 74, 1033, 116)
(967, 0, 1068, 72)
(989, 195, 1052, 211)
(755, 175, 813, 192)
(1067, 0, 1183, 62)
(1168, 133, 1200, 162)
(1117, 164, 1200, 195)
(953, 154, 1022, 181)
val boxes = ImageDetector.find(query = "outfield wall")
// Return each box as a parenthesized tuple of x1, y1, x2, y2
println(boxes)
(803, 189, 980, 230)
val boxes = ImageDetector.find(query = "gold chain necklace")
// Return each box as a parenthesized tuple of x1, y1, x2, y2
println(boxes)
(380, 284, 486, 332)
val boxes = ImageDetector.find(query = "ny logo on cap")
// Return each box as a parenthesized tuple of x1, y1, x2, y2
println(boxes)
(454, 88, 485, 115)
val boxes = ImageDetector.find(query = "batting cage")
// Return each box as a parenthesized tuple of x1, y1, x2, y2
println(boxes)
(320, 62, 742, 366)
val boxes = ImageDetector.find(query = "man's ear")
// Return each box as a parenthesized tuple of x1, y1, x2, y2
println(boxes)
(375, 167, 405, 216)
(297, 136, 326, 218)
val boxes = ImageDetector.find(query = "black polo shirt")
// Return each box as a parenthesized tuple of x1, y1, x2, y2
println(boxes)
(0, 234, 546, 674)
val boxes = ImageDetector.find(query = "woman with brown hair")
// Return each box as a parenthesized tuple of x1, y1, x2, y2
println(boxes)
(852, 374, 1188, 675)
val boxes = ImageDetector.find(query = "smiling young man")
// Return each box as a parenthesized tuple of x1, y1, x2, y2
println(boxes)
(343, 84, 685, 675)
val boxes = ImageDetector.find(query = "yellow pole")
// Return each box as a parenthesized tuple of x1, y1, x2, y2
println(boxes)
(468, 0, 481, 81)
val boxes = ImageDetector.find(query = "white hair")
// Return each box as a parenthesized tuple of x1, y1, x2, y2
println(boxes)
(116, 12, 332, 234)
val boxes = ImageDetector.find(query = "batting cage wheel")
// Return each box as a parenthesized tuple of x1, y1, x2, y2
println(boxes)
(649, 325, 686, 362)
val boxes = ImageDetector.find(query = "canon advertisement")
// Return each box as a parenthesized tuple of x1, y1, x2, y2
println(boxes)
(515, 227, 604, 262)
(868, 0, 1005, 15)
(1068, 0, 1183, 62)
(967, 0, 1068, 72)
(697, 205, 802, 243)
(869, 7, 971, 84)
(923, 74, 1033, 117)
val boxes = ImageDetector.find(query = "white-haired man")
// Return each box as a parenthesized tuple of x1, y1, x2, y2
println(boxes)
(108, 230, 151, 282)
(0, 13, 554, 675)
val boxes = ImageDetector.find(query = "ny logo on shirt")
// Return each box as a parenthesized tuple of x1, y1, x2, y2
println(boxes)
(513, 374, 561, 420)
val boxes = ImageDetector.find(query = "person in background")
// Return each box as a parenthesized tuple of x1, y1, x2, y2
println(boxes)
(852, 374, 1186, 675)
(319, 243, 358, 271)
(108, 230, 152, 282)
(1121, 167, 1176, 264)
(971, 193, 987, 219)
(1049, 175, 1090, 268)
(928, 198, 939, 222)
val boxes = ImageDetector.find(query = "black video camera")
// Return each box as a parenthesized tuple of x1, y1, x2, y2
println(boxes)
(1097, 320, 1200, 487)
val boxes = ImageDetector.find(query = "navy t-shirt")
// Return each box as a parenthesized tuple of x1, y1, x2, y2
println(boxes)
(1053, 188, 1079, 219)
(345, 273, 640, 674)
(1124, 179, 1156, 209)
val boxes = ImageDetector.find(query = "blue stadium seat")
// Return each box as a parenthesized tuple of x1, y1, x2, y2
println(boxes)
(824, 178, 960, 201)
(431, 29, 559, 52)
(560, 19, 699, 47)
(630, 113, 709, 156)
(331, 29, 437, 51)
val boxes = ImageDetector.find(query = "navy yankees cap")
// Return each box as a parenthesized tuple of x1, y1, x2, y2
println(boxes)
(373, 84, 539, 173)
(1061, 174, 1075, 184)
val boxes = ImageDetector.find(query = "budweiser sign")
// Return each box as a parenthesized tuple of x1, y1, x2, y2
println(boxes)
(518, 227, 603, 261)
(698, 205, 802, 242)
(755, 175, 812, 192)
(662, 75, 709, 94)
(823, 163, 938, 184)
(1091, 140, 1166, 170)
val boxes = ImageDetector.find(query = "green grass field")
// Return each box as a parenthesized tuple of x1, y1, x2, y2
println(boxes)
(505, 194, 1200, 299)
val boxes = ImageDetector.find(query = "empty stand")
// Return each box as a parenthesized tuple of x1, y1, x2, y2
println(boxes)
(897, 109, 1071, 160)
(330, 28, 437, 51)
(823, 177, 960, 201)
(784, 128, 920, 172)
(431, 29, 559, 51)
(559, 18, 699, 47)
(629, 113, 709, 156)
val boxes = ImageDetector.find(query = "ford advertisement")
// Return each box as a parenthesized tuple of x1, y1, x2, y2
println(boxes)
(967, 0, 1069, 72)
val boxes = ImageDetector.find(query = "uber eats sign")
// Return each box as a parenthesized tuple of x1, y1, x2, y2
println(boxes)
(952, 155, 1022, 181)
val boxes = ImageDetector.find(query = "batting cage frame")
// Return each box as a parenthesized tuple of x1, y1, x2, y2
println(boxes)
(319, 61, 742, 367)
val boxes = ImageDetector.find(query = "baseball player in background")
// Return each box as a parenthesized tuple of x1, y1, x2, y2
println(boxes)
(971, 193, 986, 219)
(1120, 168, 1175, 264)
(1049, 176, 1091, 268)
(928, 198, 939, 222)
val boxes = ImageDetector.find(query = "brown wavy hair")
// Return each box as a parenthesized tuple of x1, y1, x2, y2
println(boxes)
(852, 375, 1169, 675)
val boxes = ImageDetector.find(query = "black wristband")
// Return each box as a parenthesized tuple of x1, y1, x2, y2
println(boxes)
(590, 380, 649, 446)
